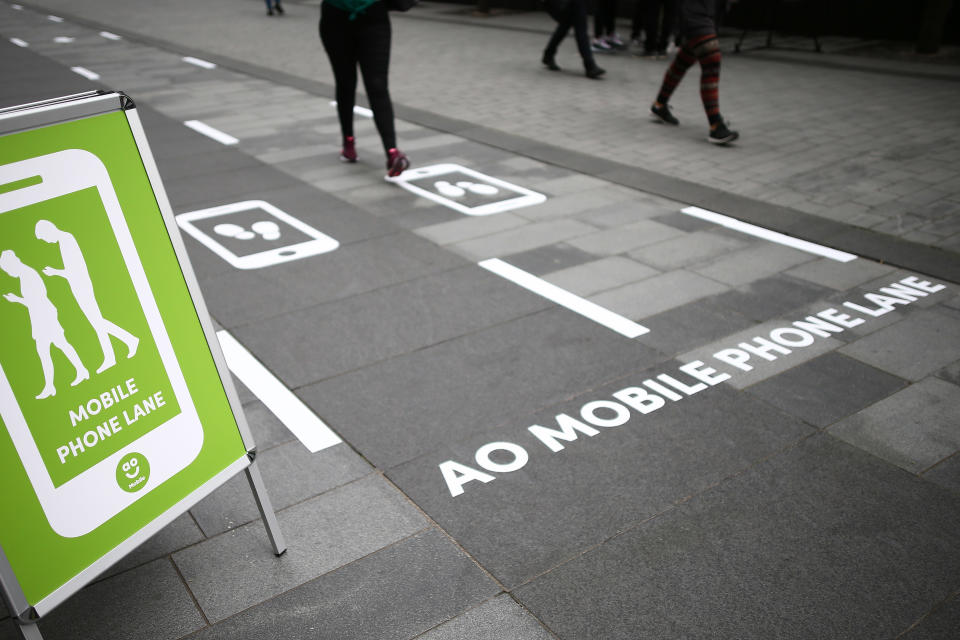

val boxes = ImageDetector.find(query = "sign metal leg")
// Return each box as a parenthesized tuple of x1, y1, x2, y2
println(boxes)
(16, 622, 44, 640)
(244, 461, 287, 556)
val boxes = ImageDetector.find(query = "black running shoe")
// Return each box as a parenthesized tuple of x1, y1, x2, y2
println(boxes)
(586, 66, 606, 79)
(650, 103, 679, 125)
(542, 55, 561, 71)
(708, 120, 739, 145)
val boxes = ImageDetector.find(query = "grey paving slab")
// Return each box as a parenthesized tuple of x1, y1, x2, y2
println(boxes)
(679, 318, 845, 390)
(745, 352, 908, 429)
(192, 232, 467, 328)
(565, 219, 686, 256)
(829, 377, 960, 474)
(513, 435, 960, 640)
(238, 398, 296, 451)
(101, 511, 205, 579)
(0, 559, 205, 640)
(500, 243, 597, 277)
(414, 212, 527, 246)
(902, 594, 960, 640)
(589, 269, 730, 320)
(164, 161, 305, 210)
(785, 256, 897, 290)
(541, 256, 659, 297)
(637, 294, 758, 358)
(448, 219, 597, 261)
(188, 529, 500, 640)
(234, 264, 550, 387)
(417, 594, 555, 640)
(923, 454, 960, 495)
(388, 373, 813, 588)
(299, 308, 663, 469)
(692, 242, 817, 286)
(173, 474, 428, 622)
(839, 307, 960, 381)
(189, 441, 371, 537)
(629, 229, 750, 271)
(708, 274, 835, 324)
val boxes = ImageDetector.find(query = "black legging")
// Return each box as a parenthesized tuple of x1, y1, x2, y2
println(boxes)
(544, 0, 597, 70)
(319, 1, 397, 152)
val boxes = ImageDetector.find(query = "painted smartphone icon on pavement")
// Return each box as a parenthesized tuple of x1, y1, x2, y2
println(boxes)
(175, 201, 339, 269)
(0, 149, 204, 537)
(387, 163, 547, 216)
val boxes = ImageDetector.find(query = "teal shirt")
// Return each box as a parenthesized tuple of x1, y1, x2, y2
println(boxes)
(324, 0, 380, 19)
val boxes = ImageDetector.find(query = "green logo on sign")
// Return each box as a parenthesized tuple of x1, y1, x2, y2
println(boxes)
(116, 453, 149, 492)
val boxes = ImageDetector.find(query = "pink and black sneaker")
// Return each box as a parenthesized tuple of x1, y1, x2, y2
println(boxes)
(386, 148, 409, 177)
(340, 136, 357, 163)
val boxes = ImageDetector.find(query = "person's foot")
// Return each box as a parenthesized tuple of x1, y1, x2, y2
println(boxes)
(340, 136, 357, 163)
(585, 65, 606, 79)
(708, 120, 739, 145)
(387, 148, 409, 177)
(650, 102, 679, 125)
(605, 33, 625, 49)
(591, 38, 612, 53)
(267, 7, 274, 15)
(542, 54, 560, 71)
(275, 1, 284, 13)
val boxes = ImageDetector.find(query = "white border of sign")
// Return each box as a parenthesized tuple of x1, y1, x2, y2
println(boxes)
(387, 163, 547, 216)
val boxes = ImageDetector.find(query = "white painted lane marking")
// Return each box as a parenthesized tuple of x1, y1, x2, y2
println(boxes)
(183, 119, 238, 145)
(389, 163, 547, 216)
(217, 330, 342, 453)
(10, 37, 28, 47)
(47, 14, 63, 22)
(11, 4, 24, 10)
(71, 66, 100, 80)
(183, 56, 217, 69)
(53, 36, 74, 43)
(479, 258, 650, 338)
(682, 206, 858, 262)
(329, 101, 373, 118)
(100, 31, 122, 40)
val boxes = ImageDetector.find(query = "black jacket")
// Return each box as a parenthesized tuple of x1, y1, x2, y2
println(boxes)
(678, 0, 719, 38)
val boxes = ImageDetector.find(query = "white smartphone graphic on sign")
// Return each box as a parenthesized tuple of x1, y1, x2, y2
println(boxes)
(175, 201, 339, 269)
(387, 163, 547, 216)
(0, 149, 203, 538)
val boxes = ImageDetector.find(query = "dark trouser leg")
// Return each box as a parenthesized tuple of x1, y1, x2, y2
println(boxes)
(631, 0, 645, 39)
(355, 2, 397, 152)
(545, 12, 572, 59)
(571, 1, 597, 68)
(320, 4, 358, 139)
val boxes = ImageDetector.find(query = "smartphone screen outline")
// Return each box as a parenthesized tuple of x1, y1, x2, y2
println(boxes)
(386, 163, 547, 216)
(175, 200, 339, 270)
(0, 149, 204, 538)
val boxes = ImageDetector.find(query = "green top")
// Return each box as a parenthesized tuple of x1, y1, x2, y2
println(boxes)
(324, 0, 380, 19)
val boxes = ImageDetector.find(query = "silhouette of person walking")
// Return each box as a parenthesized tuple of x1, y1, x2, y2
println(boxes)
(35, 220, 139, 375)
(1, 249, 89, 399)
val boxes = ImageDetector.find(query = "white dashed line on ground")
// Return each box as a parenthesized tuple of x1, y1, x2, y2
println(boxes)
(71, 67, 100, 80)
(47, 14, 63, 22)
(100, 31, 122, 40)
(682, 206, 858, 262)
(217, 330, 342, 453)
(183, 56, 217, 69)
(9, 37, 27, 47)
(183, 119, 238, 145)
(479, 258, 650, 338)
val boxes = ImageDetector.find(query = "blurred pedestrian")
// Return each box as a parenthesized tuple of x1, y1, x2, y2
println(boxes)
(542, 0, 606, 79)
(639, 0, 675, 57)
(648, 0, 738, 144)
(265, 0, 284, 16)
(319, 0, 410, 176)
(592, 0, 624, 51)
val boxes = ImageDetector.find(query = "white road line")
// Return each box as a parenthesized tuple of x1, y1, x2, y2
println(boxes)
(682, 206, 858, 262)
(10, 37, 28, 47)
(53, 36, 74, 43)
(11, 4, 23, 10)
(183, 119, 238, 145)
(479, 258, 650, 338)
(183, 56, 217, 69)
(71, 66, 100, 80)
(217, 330, 342, 453)
(100, 31, 122, 40)
(47, 14, 63, 22)
(329, 101, 373, 118)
